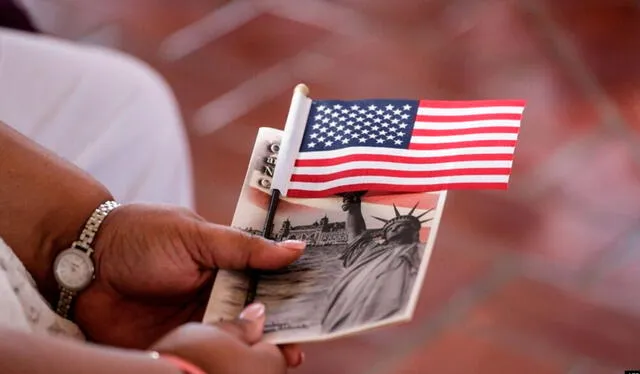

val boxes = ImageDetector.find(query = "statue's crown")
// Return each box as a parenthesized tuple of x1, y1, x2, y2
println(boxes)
(372, 202, 433, 233)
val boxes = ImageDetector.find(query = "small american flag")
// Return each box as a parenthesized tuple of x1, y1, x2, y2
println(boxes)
(285, 98, 526, 198)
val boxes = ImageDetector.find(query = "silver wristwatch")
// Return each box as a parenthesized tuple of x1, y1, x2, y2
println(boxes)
(53, 200, 120, 319)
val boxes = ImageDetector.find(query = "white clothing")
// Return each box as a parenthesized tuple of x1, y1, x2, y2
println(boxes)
(0, 28, 194, 339)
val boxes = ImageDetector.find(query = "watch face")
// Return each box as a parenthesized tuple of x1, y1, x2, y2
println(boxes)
(54, 248, 94, 291)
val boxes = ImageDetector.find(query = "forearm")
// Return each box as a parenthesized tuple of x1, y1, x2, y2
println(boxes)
(0, 122, 112, 303)
(0, 328, 179, 374)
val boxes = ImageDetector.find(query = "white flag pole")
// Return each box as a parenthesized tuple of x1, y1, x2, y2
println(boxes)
(271, 83, 312, 197)
(244, 83, 311, 307)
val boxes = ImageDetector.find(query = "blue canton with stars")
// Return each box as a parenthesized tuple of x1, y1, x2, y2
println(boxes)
(299, 99, 420, 153)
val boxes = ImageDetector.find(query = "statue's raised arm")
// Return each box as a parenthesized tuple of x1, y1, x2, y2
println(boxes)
(340, 191, 368, 244)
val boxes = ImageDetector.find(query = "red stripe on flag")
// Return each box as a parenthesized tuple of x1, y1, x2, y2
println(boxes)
(287, 182, 509, 198)
(408, 140, 517, 150)
(411, 126, 520, 136)
(415, 113, 522, 123)
(294, 153, 514, 167)
(418, 99, 526, 108)
(290, 168, 511, 183)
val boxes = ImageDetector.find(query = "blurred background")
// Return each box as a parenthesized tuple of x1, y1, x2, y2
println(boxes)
(7, 0, 640, 373)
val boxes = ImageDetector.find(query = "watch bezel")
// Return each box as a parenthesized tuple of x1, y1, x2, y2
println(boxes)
(53, 247, 95, 291)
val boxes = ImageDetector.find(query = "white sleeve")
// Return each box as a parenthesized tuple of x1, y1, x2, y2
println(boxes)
(0, 237, 85, 340)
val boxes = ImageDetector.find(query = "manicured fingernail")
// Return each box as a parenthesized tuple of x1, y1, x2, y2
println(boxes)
(240, 303, 265, 321)
(278, 240, 306, 251)
(299, 352, 305, 365)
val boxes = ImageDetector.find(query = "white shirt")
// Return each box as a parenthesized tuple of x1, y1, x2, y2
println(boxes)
(0, 237, 84, 340)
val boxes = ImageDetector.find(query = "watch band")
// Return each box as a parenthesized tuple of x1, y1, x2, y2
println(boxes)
(73, 200, 121, 255)
(55, 287, 76, 319)
(55, 200, 120, 318)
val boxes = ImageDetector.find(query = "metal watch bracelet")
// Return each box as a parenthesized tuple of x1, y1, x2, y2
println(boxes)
(55, 200, 120, 318)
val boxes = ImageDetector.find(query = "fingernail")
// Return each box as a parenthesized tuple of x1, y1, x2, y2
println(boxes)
(299, 352, 305, 366)
(278, 240, 306, 251)
(239, 303, 265, 321)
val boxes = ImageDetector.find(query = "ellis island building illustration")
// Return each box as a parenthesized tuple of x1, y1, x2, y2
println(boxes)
(240, 215, 384, 246)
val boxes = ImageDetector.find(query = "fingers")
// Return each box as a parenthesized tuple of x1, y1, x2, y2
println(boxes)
(280, 344, 304, 368)
(195, 223, 305, 270)
(154, 303, 304, 374)
(213, 303, 266, 345)
(212, 304, 305, 369)
(250, 342, 288, 374)
(212, 303, 302, 372)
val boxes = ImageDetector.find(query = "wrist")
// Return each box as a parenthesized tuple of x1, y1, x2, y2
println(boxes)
(38, 188, 114, 305)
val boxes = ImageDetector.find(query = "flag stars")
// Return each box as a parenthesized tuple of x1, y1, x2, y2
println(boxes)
(304, 100, 416, 151)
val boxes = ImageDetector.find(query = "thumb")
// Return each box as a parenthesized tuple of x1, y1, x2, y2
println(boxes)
(213, 303, 267, 345)
(194, 223, 306, 270)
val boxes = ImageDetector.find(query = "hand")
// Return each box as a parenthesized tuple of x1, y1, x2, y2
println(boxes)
(151, 303, 302, 374)
(72, 203, 305, 365)
(341, 191, 366, 211)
